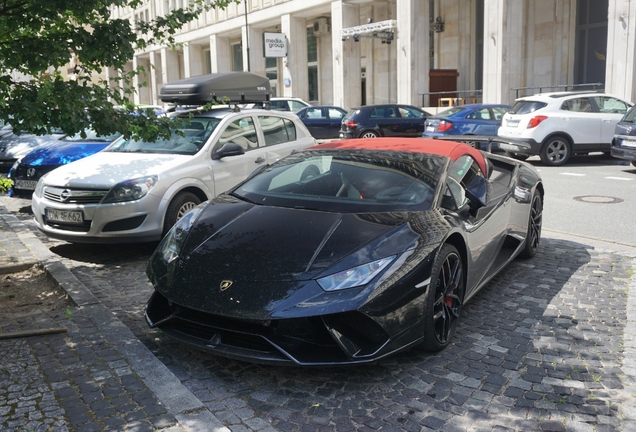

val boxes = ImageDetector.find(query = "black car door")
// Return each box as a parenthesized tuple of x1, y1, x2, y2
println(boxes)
(397, 106, 426, 137)
(441, 155, 512, 297)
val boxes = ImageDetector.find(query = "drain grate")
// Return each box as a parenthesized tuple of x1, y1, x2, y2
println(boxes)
(573, 195, 624, 204)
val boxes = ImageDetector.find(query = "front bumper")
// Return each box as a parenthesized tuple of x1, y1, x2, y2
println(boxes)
(32, 192, 165, 243)
(145, 289, 415, 366)
(611, 136, 636, 162)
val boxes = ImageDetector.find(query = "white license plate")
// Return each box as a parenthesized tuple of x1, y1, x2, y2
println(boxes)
(506, 119, 520, 127)
(15, 179, 38, 190)
(426, 126, 436, 132)
(499, 143, 520, 151)
(45, 208, 84, 224)
(622, 139, 636, 148)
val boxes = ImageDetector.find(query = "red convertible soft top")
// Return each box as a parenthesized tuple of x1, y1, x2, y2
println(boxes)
(311, 138, 488, 176)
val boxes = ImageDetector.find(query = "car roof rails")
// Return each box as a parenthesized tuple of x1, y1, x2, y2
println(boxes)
(158, 72, 271, 110)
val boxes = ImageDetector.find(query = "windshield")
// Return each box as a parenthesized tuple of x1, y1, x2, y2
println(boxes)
(106, 118, 220, 155)
(64, 128, 122, 142)
(233, 150, 445, 212)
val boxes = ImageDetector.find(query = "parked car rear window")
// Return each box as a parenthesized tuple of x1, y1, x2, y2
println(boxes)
(509, 101, 547, 114)
(259, 116, 297, 146)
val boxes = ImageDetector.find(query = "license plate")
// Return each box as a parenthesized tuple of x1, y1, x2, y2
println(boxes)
(45, 208, 84, 224)
(426, 126, 436, 132)
(622, 139, 636, 148)
(15, 179, 38, 190)
(506, 119, 520, 127)
(499, 143, 520, 151)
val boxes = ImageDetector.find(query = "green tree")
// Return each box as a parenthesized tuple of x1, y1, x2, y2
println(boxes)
(0, 0, 237, 141)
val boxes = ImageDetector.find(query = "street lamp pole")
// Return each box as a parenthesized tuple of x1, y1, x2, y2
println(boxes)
(244, 0, 251, 72)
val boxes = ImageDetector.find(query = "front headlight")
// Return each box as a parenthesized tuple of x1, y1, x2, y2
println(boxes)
(159, 202, 207, 263)
(34, 174, 48, 198)
(317, 256, 396, 292)
(103, 175, 158, 203)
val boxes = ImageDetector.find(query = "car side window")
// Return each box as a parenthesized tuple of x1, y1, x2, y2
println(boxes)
(306, 108, 325, 119)
(561, 98, 593, 113)
(398, 106, 424, 118)
(328, 108, 344, 120)
(592, 96, 630, 114)
(217, 117, 258, 151)
(492, 107, 508, 120)
(441, 155, 485, 211)
(258, 116, 297, 146)
(289, 101, 306, 111)
(466, 108, 492, 120)
(270, 101, 288, 111)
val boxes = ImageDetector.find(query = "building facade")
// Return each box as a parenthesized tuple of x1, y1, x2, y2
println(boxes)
(109, 0, 636, 110)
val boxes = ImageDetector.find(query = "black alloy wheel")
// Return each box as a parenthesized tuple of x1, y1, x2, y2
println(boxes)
(422, 244, 465, 351)
(519, 191, 543, 258)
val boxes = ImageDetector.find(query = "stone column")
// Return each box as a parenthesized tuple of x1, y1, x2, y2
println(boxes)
(210, 34, 232, 73)
(605, 0, 636, 101)
(332, 1, 361, 109)
(184, 43, 204, 78)
(281, 14, 309, 100)
(243, 25, 266, 77)
(161, 48, 180, 85)
(396, 0, 430, 107)
(482, 0, 524, 104)
(132, 56, 141, 104)
(149, 51, 160, 105)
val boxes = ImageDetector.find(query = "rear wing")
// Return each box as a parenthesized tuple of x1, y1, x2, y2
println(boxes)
(159, 72, 271, 106)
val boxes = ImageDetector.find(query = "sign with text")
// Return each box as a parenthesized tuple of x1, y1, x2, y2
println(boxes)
(263, 32, 287, 58)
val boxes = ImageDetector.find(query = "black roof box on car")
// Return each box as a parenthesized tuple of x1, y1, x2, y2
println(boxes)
(158, 72, 271, 105)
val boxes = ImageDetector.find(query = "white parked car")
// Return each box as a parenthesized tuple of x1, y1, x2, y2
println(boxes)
(497, 91, 633, 165)
(31, 107, 316, 243)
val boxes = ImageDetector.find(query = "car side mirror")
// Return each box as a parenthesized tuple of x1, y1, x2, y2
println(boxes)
(465, 175, 490, 209)
(212, 142, 245, 160)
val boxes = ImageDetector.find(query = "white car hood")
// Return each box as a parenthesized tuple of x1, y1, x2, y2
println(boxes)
(42, 151, 192, 189)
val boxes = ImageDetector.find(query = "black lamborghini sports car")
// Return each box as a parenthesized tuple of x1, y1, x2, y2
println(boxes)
(145, 138, 543, 366)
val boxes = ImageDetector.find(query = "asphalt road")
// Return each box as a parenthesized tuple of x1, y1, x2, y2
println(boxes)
(523, 152, 636, 246)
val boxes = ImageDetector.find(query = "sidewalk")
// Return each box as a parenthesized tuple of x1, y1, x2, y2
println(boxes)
(0, 206, 229, 432)
(1, 203, 636, 432)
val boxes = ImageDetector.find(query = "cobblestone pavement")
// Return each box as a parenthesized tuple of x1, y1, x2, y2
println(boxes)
(2, 196, 636, 431)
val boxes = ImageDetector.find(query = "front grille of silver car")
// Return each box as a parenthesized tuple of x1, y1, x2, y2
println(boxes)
(43, 186, 109, 204)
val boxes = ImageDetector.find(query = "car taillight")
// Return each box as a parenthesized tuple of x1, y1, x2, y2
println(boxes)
(526, 115, 548, 129)
(438, 121, 453, 132)
(345, 120, 358, 128)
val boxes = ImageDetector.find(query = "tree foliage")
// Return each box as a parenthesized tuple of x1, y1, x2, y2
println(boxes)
(0, 0, 238, 140)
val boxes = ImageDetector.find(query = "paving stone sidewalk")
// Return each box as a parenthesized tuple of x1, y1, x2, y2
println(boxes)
(0, 206, 228, 431)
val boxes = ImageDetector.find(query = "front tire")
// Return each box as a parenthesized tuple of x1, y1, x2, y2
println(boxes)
(422, 244, 465, 352)
(540, 136, 571, 166)
(519, 191, 543, 258)
(163, 192, 201, 236)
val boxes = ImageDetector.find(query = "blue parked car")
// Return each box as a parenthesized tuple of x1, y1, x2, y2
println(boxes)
(8, 129, 121, 198)
(422, 104, 511, 150)
(295, 105, 347, 139)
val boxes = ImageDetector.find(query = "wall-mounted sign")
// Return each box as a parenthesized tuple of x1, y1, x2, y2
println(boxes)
(263, 32, 287, 58)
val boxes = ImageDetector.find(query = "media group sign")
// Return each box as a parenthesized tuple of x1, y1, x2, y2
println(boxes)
(263, 32, 287, 58)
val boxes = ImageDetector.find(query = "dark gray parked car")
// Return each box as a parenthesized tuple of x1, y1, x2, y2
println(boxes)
(611, 105, 636, 167)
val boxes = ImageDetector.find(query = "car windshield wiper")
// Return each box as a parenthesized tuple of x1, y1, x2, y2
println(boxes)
(229, 192, 258, 205)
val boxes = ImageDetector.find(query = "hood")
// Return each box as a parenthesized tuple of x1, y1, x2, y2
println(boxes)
(149, 202, 447, 319)
(0, 133, 65, 159)
(182, 204, 416, 282)
(41, 151, 192, 188)
(20, 141, 109, 166)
